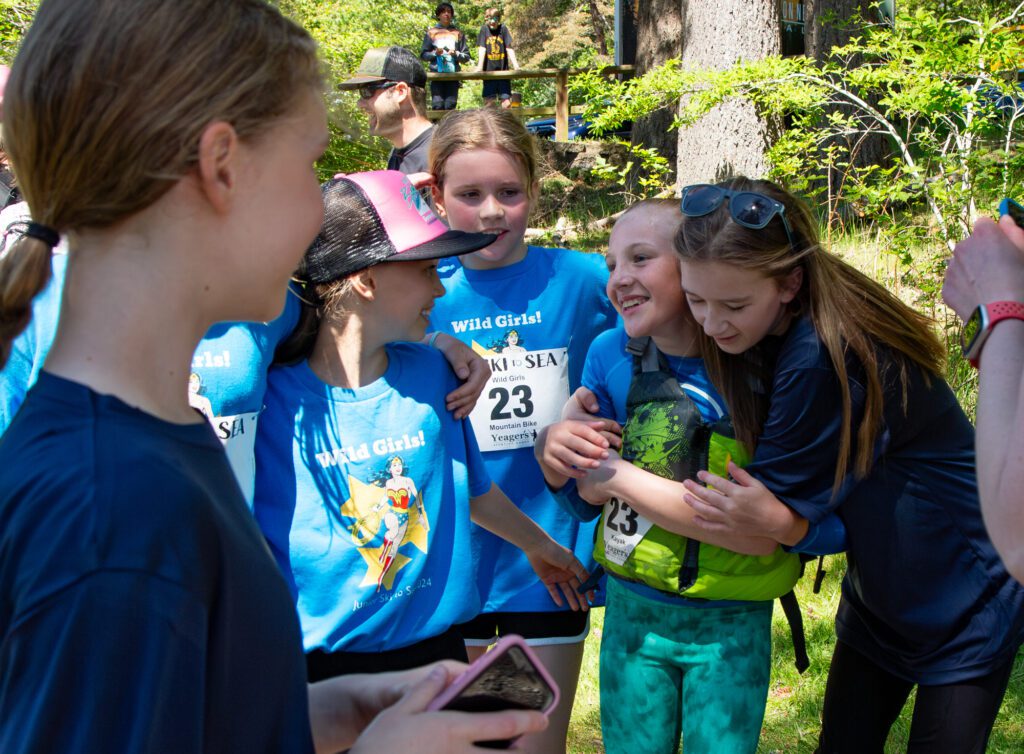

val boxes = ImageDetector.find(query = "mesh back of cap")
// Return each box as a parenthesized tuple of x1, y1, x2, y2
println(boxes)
(302, 179, 397, 284)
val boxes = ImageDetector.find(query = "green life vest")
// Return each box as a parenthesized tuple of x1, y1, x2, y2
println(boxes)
(592, 336, 802, 602)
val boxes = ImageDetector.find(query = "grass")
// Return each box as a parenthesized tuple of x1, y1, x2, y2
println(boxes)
(566, 560, 1024, 753)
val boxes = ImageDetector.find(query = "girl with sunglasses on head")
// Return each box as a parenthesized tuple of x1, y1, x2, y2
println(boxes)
(670, 177, 1024, 753)
(0, 3, 534, 752)
(535, 197, 846, 754)
(421, 2, 471, 111)
(426, 107, 618, 754)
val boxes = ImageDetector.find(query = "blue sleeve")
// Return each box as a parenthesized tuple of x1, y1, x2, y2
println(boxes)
(549, 478, 602, 523)
(0, 335, 34, 434)
(0, 572, 207, 753)
(748, 363, 864, 524)
(786, 512, 847, 556)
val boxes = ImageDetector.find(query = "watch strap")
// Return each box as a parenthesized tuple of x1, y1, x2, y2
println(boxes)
(970, 300, 1024, 368)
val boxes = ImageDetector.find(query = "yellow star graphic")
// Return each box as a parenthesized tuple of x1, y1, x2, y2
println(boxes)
(339, 474, 431, 590)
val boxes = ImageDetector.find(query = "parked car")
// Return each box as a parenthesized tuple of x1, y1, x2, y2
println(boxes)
(525, 113, 632, 141)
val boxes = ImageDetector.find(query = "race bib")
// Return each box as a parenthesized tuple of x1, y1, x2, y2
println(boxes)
(601, 497, 655, 566)
(209, 411, 261, 505)
(469, 347, 569, 452)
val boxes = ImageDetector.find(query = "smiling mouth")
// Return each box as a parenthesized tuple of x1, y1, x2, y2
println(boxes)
(619, 296, 646, 312)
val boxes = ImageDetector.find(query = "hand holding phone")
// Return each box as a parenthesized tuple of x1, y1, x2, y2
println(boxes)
(427, 635, 559, 749)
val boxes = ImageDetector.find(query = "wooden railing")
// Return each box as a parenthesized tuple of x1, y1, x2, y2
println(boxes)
(427, 65, 635, 141)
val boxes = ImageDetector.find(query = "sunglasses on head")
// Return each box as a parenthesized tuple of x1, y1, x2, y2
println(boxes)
(358, 81, 399, 100)
(680, 183, 796, 250)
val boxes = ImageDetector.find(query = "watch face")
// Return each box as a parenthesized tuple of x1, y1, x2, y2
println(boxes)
(961, 305, 988, 360)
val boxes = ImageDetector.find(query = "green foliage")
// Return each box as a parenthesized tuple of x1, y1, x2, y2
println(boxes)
(0, 1, 36, 64)
(574, 5, 1024, 319)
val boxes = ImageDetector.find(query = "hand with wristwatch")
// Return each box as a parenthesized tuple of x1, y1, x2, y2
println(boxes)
(944, 199, 1024, 368)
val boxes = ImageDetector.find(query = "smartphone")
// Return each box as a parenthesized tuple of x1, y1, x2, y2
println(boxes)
(998, 197, 1024, 229)
(427, 634, 560, 749)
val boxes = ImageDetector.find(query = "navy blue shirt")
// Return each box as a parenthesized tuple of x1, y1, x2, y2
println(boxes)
(748, 316, 1024, 684)
(0, 373, 313, 753)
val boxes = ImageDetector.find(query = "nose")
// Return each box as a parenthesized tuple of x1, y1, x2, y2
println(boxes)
(701, 308, 729, 337)
(479, 194, 504, 221)
(609, 264, 633, 289)
(431, 268, 445, 298)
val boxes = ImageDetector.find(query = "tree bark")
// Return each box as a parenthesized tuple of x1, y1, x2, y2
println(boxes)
(631, 0, 683, 183)
(588, 0, 609, 56)
(674, 1, 781, 187)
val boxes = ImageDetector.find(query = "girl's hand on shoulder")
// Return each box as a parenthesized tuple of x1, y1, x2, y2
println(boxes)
(430, 332, 490, 419)
(347, 665, 548, 754)
(524, 540, 591, 611)
(534, 419, 618, 480)
(562, 386, 604, 421)
(682, 462, 801, 543)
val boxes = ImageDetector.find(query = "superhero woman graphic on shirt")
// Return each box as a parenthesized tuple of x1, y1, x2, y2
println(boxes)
(343, 456, 430, 592)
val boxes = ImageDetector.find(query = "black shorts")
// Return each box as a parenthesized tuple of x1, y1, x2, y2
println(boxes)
(482, 79, 512, 99)
(457, 610, 590, 647)
(305, 624, 468, 682)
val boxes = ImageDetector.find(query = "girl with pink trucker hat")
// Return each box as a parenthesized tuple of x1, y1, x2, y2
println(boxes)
(252, 170, 590, 688)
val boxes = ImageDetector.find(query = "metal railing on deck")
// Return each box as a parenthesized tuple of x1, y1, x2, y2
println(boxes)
(427, 64, 635, 141)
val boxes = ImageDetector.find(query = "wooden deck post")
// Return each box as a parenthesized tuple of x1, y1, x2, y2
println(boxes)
(555, 69, 569, 142)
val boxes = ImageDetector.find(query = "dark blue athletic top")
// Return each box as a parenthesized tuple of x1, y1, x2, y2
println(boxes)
(748, 316, 1024, 684)
(0, 373, 314, 753)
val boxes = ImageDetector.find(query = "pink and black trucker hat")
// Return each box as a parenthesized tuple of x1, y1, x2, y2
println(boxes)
(302, 171, 496, 284)
(340, 46, 427, 90)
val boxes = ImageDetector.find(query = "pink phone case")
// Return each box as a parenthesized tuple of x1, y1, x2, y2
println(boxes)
(426, 633, 561, 714)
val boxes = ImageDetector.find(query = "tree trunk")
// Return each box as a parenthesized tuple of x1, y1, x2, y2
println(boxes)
(805, 0, 892, 211)
(674, 1, 782, 187)
(631, 0, 683, 184)
(588, 0, 609, 56)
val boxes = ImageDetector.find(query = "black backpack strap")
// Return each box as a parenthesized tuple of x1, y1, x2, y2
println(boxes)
(678, 538, 700, 591)
(779, 590, 810, 673)
(812, 555, 826, 594)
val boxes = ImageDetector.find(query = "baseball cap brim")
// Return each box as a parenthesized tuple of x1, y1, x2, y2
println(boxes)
(391, 228, 497, 264)
(338, 73, 388, 90)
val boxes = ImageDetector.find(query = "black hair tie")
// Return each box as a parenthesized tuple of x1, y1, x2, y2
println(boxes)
(24, 222, 59, 249)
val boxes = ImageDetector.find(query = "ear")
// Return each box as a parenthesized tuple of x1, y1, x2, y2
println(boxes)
(195, 121, 240, 215)
(778, 266, 803, 303)
(350, 268, 378, 301)
(432, 184, 447, 219)
(392, 81, 411, 104)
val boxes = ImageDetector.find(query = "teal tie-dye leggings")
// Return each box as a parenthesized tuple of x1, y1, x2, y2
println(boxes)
(599, 577, 773, 754)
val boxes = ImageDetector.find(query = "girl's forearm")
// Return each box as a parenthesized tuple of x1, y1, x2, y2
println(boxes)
(469, 482, 548, 552)
(976, 321, 1024, 580)
(586, 460, 777, 555)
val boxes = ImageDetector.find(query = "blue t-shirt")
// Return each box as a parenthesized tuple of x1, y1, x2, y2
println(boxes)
(748, 316, 1024, 684)
(253, 343, 492, 654)
(0, 373, 312, 753)
(431, 246, 618, 613)
(0, 254, 301, 503)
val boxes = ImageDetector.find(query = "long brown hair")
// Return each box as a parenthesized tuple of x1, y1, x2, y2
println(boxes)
(0, 0, 322, 367)
(675, 177, 945, 493)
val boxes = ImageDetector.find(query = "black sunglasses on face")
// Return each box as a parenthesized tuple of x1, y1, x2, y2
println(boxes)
(680, 184, 796, 250)
(358, 81, 399, 100)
